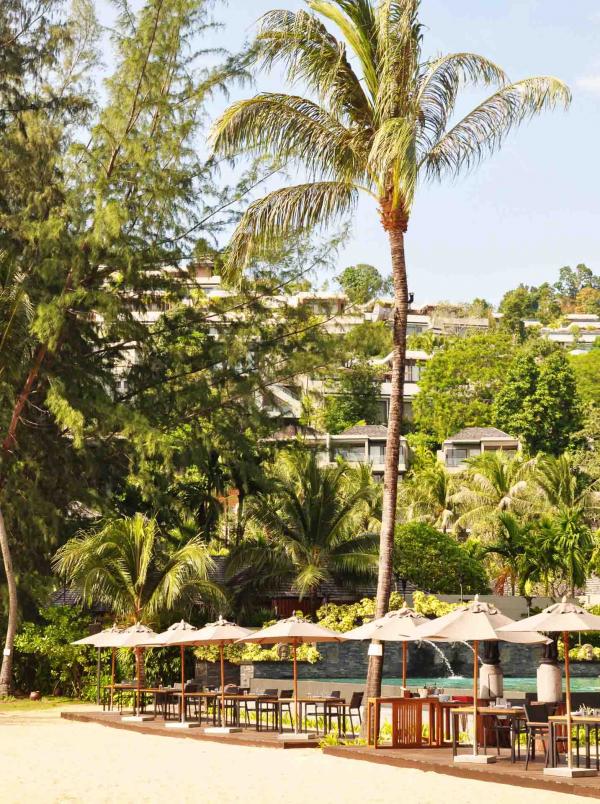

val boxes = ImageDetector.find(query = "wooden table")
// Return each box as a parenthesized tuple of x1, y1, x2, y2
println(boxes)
(295, 697, 347, 734)
(102, 683, 136, 711)
(368, 697, 457, 749)
(549, 715, 594, 769)
(450, 706, 524, 759)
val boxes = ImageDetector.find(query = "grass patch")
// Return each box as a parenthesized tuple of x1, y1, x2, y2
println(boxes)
(0, 696, 81, 712)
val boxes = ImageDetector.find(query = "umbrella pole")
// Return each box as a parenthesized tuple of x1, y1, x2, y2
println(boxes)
(473, 640, 478, 756)
(110, 648, 116, 710)
(135, 648, 140, 716)
(220, 643, 225, 728)
(293, 642, 299, 734)
(564, 631, 572, 769)
(180, 644, 185, 723)
(402, 641, 407, 690)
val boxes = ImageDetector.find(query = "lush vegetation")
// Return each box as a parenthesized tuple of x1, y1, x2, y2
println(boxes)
(3, 0, 599, 703)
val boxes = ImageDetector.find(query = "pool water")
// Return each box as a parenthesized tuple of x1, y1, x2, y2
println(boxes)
(319, 677, 600, 693)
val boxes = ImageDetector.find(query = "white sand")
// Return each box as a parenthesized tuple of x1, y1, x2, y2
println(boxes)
(0, 706, 589, 804)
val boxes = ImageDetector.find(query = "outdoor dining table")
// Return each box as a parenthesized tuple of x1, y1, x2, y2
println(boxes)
(293, 697, 347, 734)
(450, 705, 524, 760)
(368, 696, 459, 749)
(102, 683, 136, 711)
(549, 715, 593, 769)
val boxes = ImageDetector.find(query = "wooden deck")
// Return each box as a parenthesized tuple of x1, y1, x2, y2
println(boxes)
(322, 744, 600, 799)
(61, 710, 319, 749)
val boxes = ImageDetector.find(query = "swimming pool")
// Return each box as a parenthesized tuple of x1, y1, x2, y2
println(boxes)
(318, 676, 600, 693)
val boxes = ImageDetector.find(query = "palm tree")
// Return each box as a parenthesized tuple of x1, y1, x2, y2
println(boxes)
(483, 512, 533, 595)
(454, 451, 533, 538)
(402, 461, 457, 533)
(534, 454, 600, 524)
(227, 451, 379, 614)
(53, 513, 224, 684)
(538, 510, 595, 598)
(211, 0, 570, 696)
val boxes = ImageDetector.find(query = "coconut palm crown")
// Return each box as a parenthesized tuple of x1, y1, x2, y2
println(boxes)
(211, 0, 570, 699)
(53, 513, 223, 623)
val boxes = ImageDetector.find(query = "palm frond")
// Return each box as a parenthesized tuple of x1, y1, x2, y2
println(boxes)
(367, 116, 417, 206)
(211, 93, 368, 184)
(224, 182, 358, 276)
(423, 76, 571, 179)
(416, 52, 508, 151)
(310, 0, 379, 103)
(253, 8, 373, 125)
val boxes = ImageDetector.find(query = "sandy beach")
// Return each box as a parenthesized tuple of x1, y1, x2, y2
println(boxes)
(0, 706, 590, 804)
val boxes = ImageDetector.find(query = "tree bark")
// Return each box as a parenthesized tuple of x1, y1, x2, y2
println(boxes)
(0, 342, 49, 695)
(364, 207, 409, 706)
(0, 506, 17, 696)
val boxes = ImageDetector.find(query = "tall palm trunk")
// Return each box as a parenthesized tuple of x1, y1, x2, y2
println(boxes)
(0, 506, 17, 696)
(364, 205, 409, 704)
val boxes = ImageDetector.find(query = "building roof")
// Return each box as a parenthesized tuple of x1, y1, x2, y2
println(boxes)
(337, 424, 389, 438)
(50, 587, 110, 613)
(268, 576, 414, 601)
(445, 426, 516, 443)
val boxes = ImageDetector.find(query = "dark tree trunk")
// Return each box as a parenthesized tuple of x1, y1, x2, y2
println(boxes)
(0, 343, 49, 695)
(364, 206, 409, 707)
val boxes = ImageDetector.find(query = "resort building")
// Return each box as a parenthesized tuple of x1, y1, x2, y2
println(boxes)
(437, 427, 521, 472)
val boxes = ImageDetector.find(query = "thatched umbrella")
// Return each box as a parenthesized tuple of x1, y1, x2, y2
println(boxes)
(499, 597, 600, 778)
(237, 615, 346, 734)
(415, 595, 548, 764)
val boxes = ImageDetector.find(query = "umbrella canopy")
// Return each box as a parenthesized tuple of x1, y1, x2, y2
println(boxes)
(151, 620, 198, 725)
(497, 597, 600, 635)
(71, 625, 127, 709)
(153, 619, 198, 646)
(71, 625, 126, 648)
(498, 597, 600, 773)
(414, 596, 549, 645)
(240, 615, 345, 645)
(237, 616, 345, 734)
(344, 607, 429, 641)
(413, 596, 547, 760)
(175, 615, 252, 646)
(344, 606, 433, 689)
(161, 616, 253, 729)
(118, 622, 157, 647)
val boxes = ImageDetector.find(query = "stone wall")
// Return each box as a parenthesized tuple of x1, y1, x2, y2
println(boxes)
(202, 643, 600, 687)
(244, 641, 549, 681)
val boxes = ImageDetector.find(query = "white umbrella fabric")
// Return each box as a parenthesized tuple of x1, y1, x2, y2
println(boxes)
(498, 597, 600, 775)
(343, 606, 431, 688)
(237, 615, 345, 734)
(414, 595, 548, 762)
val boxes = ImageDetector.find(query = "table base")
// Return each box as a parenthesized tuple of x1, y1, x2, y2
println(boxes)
(280, 732, 317, 741)
(122, 714, 154, 723)
(205, 726, 243, 734)
(454, 753, 497, 764)
(544, 767, 598, 778)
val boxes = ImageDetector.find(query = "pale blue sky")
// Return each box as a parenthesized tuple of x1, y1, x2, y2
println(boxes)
(96, 1, 600, 305)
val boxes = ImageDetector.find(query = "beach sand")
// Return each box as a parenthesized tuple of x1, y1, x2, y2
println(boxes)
(0, 706, 588, 803)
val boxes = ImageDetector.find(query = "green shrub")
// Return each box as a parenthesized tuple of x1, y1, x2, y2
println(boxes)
(13, 607, 102, 697)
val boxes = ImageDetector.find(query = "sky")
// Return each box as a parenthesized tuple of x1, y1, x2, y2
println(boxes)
(95, 0, 600, 306)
